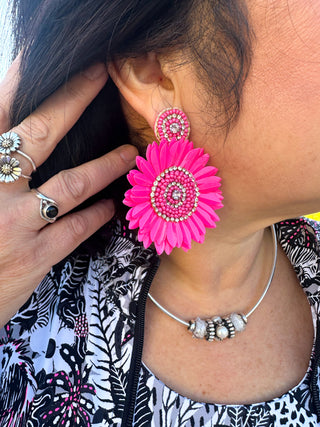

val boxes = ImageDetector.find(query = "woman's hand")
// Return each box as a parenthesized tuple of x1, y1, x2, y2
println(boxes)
(0, 60, 137, 328)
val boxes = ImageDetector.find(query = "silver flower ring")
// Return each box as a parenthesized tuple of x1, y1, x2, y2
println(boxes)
(0, 131, 36, 183)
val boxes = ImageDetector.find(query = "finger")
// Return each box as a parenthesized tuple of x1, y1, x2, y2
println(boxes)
(35, 198, 115, 271)
(0, 197, 115, 326)
(23, 144, 137, 229)
(6, 63, 108, 179)
(0, 54, 22, 133)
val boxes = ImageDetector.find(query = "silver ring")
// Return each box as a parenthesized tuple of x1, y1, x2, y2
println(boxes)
(32, 189, 59, 223)
(0, 131, 36, 183)
(0, 155, 31, 183)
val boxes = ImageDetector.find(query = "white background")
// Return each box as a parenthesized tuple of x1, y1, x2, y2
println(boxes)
(0, 0, 12, 80)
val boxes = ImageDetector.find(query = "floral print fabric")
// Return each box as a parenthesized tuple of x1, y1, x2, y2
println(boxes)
(0, 218, 320, 426)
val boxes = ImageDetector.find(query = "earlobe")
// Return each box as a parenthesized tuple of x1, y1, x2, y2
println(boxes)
(108, 53, 178, 129)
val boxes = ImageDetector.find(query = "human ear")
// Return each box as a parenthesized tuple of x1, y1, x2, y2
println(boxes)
(108, 53, 181, 129)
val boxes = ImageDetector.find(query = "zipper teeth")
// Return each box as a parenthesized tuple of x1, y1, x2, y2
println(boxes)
(121, 280, 320, 424)
(312, 374, 320, 417)
(311, 320, 320, 418)
(123, 256, 160, 427)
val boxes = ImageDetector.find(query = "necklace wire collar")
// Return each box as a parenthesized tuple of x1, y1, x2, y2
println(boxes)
(148, 225, 277, 342)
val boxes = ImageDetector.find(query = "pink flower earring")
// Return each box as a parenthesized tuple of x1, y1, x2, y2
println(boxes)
(123, 108, 223, 255)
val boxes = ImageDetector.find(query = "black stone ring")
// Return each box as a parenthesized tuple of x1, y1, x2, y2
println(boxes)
(31, 189, 59, 223)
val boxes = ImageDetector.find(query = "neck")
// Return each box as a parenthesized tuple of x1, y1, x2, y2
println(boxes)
(150, 222, 276, 318)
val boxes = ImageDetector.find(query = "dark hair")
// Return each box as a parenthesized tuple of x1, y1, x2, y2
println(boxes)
(9, 0, 252, 203)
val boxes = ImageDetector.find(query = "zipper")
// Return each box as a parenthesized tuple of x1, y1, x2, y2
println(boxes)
(122, 281, 320, 425)
(121, 255, 160, 427)
(311, 319, 320, 419)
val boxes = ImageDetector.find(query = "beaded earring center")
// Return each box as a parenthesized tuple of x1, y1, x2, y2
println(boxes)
(150, 166, 200, 222)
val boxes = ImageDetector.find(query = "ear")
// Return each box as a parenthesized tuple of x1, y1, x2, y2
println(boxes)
(108, 53, 182, 129)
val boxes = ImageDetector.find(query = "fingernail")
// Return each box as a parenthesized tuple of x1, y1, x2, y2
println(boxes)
(119, 145, 138, 164)
(82, 63, 107, 80)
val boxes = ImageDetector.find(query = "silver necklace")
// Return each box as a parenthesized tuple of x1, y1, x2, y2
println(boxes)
(148, 225, 277, 342)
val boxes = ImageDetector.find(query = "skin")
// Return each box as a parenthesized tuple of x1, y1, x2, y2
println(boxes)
(0, 0, 318, 406)
(109, 0, 319, 403)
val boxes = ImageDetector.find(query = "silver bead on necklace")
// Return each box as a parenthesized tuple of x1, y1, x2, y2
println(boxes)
(148, 224, 277, 342)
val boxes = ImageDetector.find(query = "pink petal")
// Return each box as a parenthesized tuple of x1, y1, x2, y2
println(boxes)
(139, 208, 156, 229)
(148, 142, 162, 175)
(168, 138, 193, 166)
(175, 222, 184, 247)
(139, 210, 159, 238)
(138, 229, 152, 248)
(187, 216, 202, 242)
(150, 216, 163, 242)
(181, 242, 191, 252)
(132, 201, 151, 218)
(194, 166, 218, 180)
(180, 148, 203, 169)
(127, 217, 140, 229)
(195, 205, 217, 228)
(198, 234, 205, 244)
(131, 185, 150, 194)
(124, 199, 138, 208)
(126, 209, 134, 220)
(146, 141, 158, 160)
(155, 240, 165, 255)
(130, 185, 150, 200)
(189, 153, 210, 174)
(127, 169, 140, 186)
(136, 156, 156, 181)
(155, 221, 167, 246)
(130, 170, 153, 186)
(166, 221, 177, 248)
(129, 195, 150, 204)
(180, 221, 192, 249)
(164, 241, 174, 255)
(143, 237, 152, 249)
(199, 192, 224, 207)
(146, 142, 153, 160)
(123, 190, 136, 207)
(123, 188, 151, 207)
(177, 139, 194, 163)
(198, 201, 221, 222)
(159, 140, 169, 171)
(192, 213, 206, 234)
(197, 176, 222, 191)
(167, 139, 180, 166)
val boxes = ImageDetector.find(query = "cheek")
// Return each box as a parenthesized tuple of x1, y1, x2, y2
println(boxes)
(187, 1, 320, 211)
(250, 1, 320, 112)
(251, 3, 320, 112)
(223, 1, 320, 188)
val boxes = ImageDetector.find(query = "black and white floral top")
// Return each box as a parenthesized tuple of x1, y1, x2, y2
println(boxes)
(1, 218, 320, 426)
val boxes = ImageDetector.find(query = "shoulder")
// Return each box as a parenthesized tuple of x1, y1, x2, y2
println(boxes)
(276, 217, 320, 298)
(276, 217, 320, 253)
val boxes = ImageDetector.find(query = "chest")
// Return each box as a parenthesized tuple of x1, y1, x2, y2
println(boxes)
(142, 273, 314, 405)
